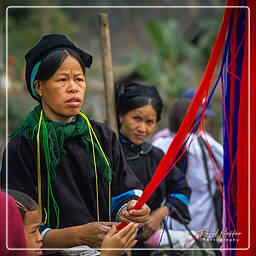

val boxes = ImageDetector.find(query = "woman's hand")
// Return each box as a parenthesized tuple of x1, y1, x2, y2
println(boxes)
(140, 216, 161, 241)
(101, 222, 138, 256)
(43, 222, 115, 249)
(119, 200, 151, 227)
(77, 222, 116, 248)
(138, 206, 168, 241)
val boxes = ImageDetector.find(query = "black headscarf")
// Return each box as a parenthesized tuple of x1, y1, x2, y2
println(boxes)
(25, 34, 92, 101)
(115, 82, 163, 122)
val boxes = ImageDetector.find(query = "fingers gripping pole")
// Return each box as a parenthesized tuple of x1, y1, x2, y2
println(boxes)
(116, 200, 142, 230)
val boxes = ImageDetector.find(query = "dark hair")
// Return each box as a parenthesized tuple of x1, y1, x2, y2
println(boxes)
(168, 98, 191, 133)
(5, 189, 38, 221)
(118, 96, 162, 121)
(35, 48, 85, 82)
(115, 82, 163, 127)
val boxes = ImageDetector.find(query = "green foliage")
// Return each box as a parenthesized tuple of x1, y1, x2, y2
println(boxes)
(7, 7, 77, 80)
(132, 18, 220, 98)
(184, 18, 222, 68)
(136, 20, 190, 97)
(146, 20, 179, 60)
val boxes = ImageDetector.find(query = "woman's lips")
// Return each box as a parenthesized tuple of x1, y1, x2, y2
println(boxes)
(134, 134, 146, 140)
(65, 97, 81, 107)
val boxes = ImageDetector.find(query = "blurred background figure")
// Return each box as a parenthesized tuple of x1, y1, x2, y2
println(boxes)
(153, 90, 223, 233)
(180, 88, 216, 117)
(115, 82, 192, 255)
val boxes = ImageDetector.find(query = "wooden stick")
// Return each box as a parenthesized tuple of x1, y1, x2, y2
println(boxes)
(99, 13, 118, 136)
(99, 15, 131, 256)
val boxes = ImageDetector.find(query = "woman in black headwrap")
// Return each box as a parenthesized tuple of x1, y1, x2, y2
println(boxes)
(1, 34, 150, 253)
(115, 82, 191, 254)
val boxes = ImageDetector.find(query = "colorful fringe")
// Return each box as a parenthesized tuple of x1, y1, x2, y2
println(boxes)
(118, 0, 256, 254)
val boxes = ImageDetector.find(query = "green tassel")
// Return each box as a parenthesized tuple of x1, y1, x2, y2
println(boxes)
(11, 105, 113, 228)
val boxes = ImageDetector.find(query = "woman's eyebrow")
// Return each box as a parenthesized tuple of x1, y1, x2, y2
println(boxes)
(56, 71, 84, 76)
(55, 72, 69, 76)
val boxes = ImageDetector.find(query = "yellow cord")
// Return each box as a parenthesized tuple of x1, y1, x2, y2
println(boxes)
(43, 208, 48, 224)
(36, 110, 112, 223)
(79, 111, 112, 222)
(87, 120, 100, 222)
(36, 110, 43, 222)
(108, 181, 111, 222)
(79, 112, 110, 166)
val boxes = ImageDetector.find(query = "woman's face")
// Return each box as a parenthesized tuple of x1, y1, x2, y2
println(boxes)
(120, 105, 157, 144)
(23, 209, 43, 256)
(35, 55, 86, 123)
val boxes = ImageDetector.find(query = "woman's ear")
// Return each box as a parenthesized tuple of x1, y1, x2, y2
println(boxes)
(118, 115, 123, 129)
(34, 80, 42, 96)
(119, 115, 123, 124)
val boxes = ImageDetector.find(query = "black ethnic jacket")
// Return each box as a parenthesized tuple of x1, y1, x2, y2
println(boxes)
(1, 121, 143, 229)
(119, 133, 191, 212)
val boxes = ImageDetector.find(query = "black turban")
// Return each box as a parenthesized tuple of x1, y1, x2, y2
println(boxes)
(115, 82, 163, 121)
(25, 34, 92, 101)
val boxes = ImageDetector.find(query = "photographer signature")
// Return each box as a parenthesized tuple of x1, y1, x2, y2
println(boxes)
(198, 229, 242, 238)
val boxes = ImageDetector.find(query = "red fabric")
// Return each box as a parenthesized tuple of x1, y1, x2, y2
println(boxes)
(228, 6, 237, 168)
(237, 0, 256, 254)
(0, 190, 27, 256)
(236, 4, 249, 251)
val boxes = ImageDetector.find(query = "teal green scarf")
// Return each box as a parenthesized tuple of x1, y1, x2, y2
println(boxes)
(11, 105, 112, 227)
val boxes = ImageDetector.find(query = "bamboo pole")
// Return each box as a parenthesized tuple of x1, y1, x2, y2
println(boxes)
(99, 13, 118, 136)
(99, 13, 132, 256)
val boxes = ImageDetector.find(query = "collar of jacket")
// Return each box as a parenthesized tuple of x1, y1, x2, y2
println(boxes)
(119, 133, 152, 160)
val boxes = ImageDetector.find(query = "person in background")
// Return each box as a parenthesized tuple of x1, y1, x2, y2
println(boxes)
(115, 82, 192, 254)
(0, 189, 27, 256)
(6, 189, 139, 256)
(153, 91, 223, 233)
(152, 88, 217, 143)
(0, 34, 150, 254)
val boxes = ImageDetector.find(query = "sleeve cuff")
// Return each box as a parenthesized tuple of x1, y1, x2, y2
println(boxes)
(115, 203, 128, 222)
(111, 189, 142, 219)
(168, 193, 190, 205)
(40, 224, 52, 239)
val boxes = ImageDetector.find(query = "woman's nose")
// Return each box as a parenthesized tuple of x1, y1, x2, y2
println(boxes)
(137, 122, 146, 132)
(67, 80, 79, 93)
(37, 232, 43, 243)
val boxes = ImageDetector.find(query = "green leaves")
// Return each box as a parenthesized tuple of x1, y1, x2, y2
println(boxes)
(136, 20, 187, 97)
(133, 17, 220, 98)
(7, 7, 77, 80)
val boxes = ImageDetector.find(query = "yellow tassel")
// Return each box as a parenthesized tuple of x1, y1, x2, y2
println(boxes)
(79, 111, 112, 222)
(109, 181, 111, 222)
(36, 110, 43, 222)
